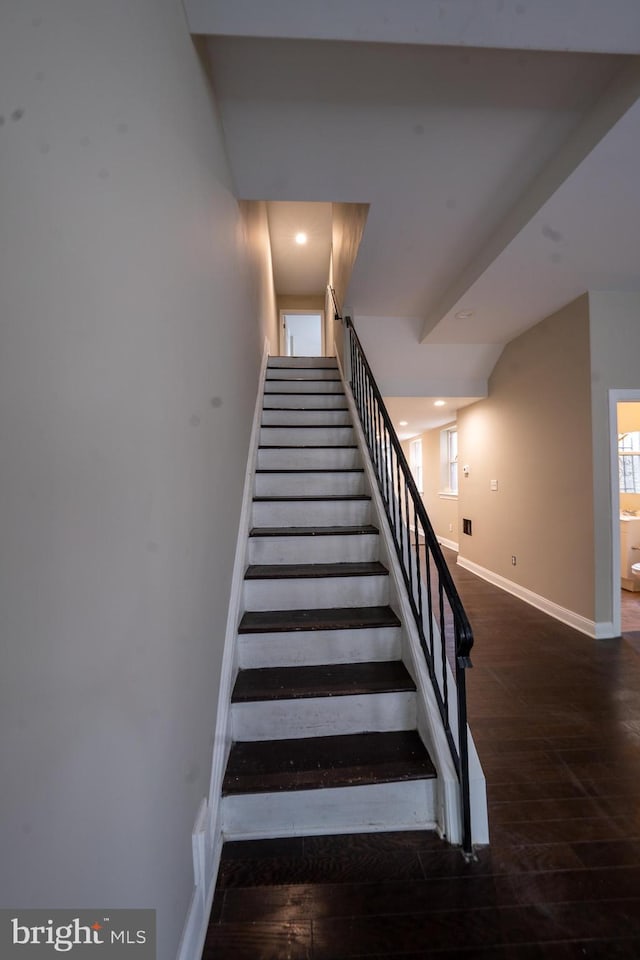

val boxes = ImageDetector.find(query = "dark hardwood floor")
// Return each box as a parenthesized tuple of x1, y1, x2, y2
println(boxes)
(621, 588, 640, 654)
(204, 551, 640, 959)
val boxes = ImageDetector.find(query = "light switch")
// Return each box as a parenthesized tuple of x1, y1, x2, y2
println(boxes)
(490, 480, 498, 491)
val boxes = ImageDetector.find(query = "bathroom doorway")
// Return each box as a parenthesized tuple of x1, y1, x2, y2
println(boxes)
(280, 311, 324, 356)
(611, 392, 640, 637)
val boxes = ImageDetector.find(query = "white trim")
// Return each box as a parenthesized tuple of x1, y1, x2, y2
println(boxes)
(176, 338, 270, 960)
(175, 800, 221, 960)
(437, 536, 459, 553)
(456, 555, 615, 639)
(221, 818, 439, 843)
(222, 780, 438, 841)
(438, 492, 458, 501)
(410, 528, 459, 554)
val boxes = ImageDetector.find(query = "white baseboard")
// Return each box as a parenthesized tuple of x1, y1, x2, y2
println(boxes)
(176, 338, 270, 960)
(456, 555, 615, 639)
(593, 619, 617, 639)
(176, 802, 223, 960)
(437, 536, 459, 553)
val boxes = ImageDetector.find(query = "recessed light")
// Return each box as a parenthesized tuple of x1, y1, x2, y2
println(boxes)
(295, 232, 308, 245)
(455, 310, 474, 319)
(399, 420, 408, 426)
(434, 400, 446, 407)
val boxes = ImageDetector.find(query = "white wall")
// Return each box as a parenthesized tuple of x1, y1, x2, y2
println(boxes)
(185, 0, 640, 55)
(354, 316, 498, 397)
(0, 4, 266, 958)
(239, 199, 279, 350)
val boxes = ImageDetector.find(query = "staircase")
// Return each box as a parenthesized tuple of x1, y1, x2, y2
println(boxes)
(220, 356, 439, 840)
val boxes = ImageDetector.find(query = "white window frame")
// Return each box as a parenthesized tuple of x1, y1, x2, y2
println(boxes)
(409, 438, 423, 494)
(439, 426, 458, 499)
(619, 431, 640, 493)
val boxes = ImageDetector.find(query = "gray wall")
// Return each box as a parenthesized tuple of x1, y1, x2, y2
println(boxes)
(0, 3, 267, 958)
(457, 295, 595, 620)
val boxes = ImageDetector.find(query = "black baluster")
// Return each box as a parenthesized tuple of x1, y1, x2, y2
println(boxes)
(425, 540, 434, 673)
(415, 505, 424, 648)
(405, 482, 413, 598)
(394, 448, 402, 551)
(439, 580, 448, 725)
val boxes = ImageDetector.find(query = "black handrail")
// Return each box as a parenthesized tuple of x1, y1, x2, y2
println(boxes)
(328, 285, 342, 322)
(344, 315, 475, 854)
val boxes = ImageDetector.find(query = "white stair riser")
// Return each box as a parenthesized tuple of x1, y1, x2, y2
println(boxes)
(264, 380, 344, 394)
(262, 409, 351, 426)
(221, 779, 437, 840)
(260, 426, 354, 446)
(254, 471, 366, 497)
(248, 533, 379, 565)
(232, 692, 416, 741)
(268, 357, 337, 369)
(238, 626, 402, 669)
(257, 447, 361, 470)
(263, 394, 346, 409)
(243, 574, 389, 610)
(266, 368, 340, 381)
(252, 499, 371, 527)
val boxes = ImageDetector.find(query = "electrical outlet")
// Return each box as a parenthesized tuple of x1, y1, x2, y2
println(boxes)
(511, 555, 517, 566)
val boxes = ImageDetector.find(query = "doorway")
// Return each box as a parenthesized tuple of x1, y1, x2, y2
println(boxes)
(280, 311, 324, 357)
(610, 392, 640, 636)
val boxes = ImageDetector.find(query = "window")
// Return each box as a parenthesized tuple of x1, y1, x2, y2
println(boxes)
(619, 432, 640, 493)
(409, 438, 423, 493)
(447, 428, 458, 494)
(439, 426, 458, 497)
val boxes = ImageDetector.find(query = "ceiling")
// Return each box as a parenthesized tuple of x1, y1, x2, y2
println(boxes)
(385, 396, 479, 442)
(185, 1, 640, 431)
(266, 201, 332, 295)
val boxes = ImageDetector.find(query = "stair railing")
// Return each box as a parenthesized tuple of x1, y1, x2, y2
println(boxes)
(342, 312, 475, 854)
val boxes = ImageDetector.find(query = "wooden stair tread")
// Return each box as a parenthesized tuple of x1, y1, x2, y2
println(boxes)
(244, 561, 388, 580)
(249, 525, 378, 538)
(253, 494, 370, 502)
(265, 377, 342, 382)
(222, 731, 436, 795)
(259, 445, 358, 452)
(255, 468, 363, 474)
(262, 406, 349, 412)
(238, 605, 401, 634)
(263, 392, 345, 397)
(261, 423, 351, 428)
(232, 661, 415, 703)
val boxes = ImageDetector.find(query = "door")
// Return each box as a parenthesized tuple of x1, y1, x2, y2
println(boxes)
(610, 391, 640, 636)
(281, 312, 323, 356)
